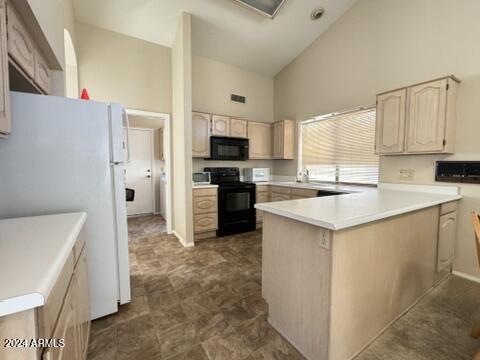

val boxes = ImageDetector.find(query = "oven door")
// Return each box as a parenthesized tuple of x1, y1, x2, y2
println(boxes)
(210, 136, 249, 161)
(218, 186, 256, 236)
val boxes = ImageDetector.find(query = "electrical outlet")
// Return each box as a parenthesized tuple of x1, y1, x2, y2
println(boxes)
(319, 230, 330, 250)
(399, 169, 415, 181)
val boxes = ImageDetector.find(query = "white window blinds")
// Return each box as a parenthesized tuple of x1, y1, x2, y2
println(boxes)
(300, 108, 379, 185)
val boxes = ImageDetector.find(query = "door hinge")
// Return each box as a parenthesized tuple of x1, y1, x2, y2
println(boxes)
(443, 139, 447, 146)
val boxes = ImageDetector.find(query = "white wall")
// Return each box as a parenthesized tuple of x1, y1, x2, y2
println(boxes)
(192, 54, 276, 174)
(76, 22, 172, 113)
(171, 13, 194, 246)
(274, 0, 480, 280)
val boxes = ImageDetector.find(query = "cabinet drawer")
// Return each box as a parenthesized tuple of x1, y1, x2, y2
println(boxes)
(270, 186, 291, 195)
(34, 48, 51, 94)
(257, 191, 269, 203)
(7, 4, 34, 78)
(440, 201, 457, 215)
(194, 213, 218, 233)
(193, 188, 217, 197)
(37, 251, 74, 339)
(256, 185, 270, 192)
(271, 193, 291, 202)
(291, 188, 318, 197)
(193, 196, 217, 214)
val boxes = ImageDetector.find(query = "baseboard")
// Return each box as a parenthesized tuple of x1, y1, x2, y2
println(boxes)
(452, 270, 480, 283)
(172, 230, 194, 248)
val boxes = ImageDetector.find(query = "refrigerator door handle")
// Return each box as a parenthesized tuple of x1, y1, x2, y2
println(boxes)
(123, 109, 131, 163)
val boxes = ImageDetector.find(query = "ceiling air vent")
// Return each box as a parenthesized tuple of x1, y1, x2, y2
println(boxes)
(231, 0, 287, 18)
(231, 94, 246, 104)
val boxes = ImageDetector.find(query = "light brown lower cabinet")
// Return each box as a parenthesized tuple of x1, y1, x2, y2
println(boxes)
(0, 230, 90, 360)
(193, 188, 218, 235)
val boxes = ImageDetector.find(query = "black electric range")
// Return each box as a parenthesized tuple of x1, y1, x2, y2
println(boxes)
(204, 167, 256, 237)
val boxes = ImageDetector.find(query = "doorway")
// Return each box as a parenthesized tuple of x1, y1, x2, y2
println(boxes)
(125, 109, 172, 234)
(125, 128, 154, 216)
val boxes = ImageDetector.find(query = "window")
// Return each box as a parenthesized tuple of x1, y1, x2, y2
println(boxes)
(299, 107, 379, 185)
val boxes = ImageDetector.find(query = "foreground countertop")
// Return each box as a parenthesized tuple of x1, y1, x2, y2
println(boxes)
(253, 180, 369, 193)
(255, 183, 461, 230)
(193, 184, 219, 189)
(0, 212, 87, 317)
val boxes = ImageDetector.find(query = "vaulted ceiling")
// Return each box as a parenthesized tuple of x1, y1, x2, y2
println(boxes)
(72, 0, 357, 76)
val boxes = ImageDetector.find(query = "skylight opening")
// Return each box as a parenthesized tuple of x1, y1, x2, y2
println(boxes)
(232, 0, 287, 18)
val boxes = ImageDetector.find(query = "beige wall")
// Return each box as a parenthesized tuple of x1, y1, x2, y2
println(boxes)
(192, 54, 275, 174)
(128, 115, 165, 215)
(171, 13, 194, 246)
(76, 22, 172, 113)
(273, 0, 480, 279)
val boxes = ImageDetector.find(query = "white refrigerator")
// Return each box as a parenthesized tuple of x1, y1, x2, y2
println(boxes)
(0, 92, 131, 320)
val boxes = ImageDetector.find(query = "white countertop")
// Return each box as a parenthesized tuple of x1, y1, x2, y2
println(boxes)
(0, 212, 87, 317)
(255, 182, 461, 230)
(193, 184, 219, 189)
(254, 181, 369, 193)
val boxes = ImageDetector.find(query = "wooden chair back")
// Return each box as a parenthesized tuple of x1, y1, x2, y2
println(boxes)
(472, 212, 480, 268)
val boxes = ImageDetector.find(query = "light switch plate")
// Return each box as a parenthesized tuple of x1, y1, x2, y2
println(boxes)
(399, 169, 415, 181)
(319, 230, 330, 250)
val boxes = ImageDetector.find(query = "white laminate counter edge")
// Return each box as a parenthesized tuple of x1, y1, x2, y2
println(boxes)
(256, 194, 461, 230)
(0, 212, 87, 317)
(193, 184, 219, 189)
(378, 182, 460, 195)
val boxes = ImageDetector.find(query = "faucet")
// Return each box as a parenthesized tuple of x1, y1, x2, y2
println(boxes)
(302, 169, 310, 183)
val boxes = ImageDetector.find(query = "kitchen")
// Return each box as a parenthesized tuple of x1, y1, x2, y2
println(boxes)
(1, 1, 480, 360)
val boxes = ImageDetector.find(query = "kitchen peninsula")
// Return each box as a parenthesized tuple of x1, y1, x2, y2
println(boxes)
(255, 183, 461, 360)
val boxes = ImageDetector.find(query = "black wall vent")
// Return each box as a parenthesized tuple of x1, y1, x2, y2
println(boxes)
(436, 161, 480, 184)
(231, 94, 246, 104)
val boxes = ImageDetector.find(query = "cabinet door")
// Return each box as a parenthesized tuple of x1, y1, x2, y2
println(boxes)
(192, 112, 211, 158)
(271, 193, 291, 202)
(230, 118, 247, 138)
(406, 79, 447, 153)
(43, 276, 80, 360)
(7, 4, 35, 78)
(437, 211, 457, 272)
(34, 48, 51, 94)
(75, 248, 90, 359)
(211, 115, 230, 136)
(375, 89, 406, 154)
(273, 121, 284, 158)
(0, 0, 10, 135)
(248, 122, 272, 159)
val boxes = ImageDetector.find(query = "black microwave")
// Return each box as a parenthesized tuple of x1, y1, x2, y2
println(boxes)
(209, 136, 249, 161)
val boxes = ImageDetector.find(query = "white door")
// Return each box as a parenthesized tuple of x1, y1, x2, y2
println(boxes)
(125, 128, 154, 216)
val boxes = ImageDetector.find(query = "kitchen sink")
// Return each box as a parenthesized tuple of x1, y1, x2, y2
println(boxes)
(316, 190, 348, 197)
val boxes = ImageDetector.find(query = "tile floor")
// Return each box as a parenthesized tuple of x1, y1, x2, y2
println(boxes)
(87, 215, 480, 360)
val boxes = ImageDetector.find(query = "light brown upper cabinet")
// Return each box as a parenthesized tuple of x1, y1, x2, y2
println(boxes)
(375, 89, 406, 154)
(211, 115, 230, 137)
(34, 48, 51, 94)
(7, 4, 34, 78)
(0, 0, 10, 136)
(230, 118, 248, 138)
(192, 112, 211, 158)
(375, 76, 459, 155)
(273, 119, 295, 159)
(248, 121, 272, 159)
